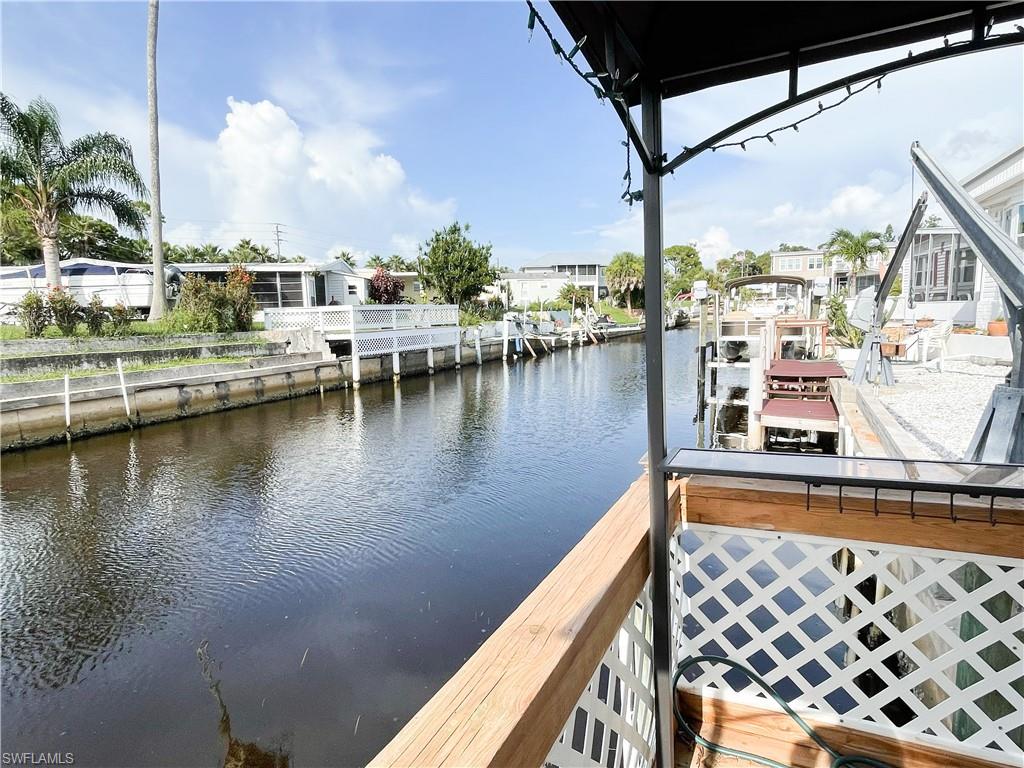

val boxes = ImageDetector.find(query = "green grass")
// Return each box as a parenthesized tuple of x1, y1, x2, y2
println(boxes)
(0, 355, 252, 385)
(0, 319, 265, 343)
(596, 302, 637, 325)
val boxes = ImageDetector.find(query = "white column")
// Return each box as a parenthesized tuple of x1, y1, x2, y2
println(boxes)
(64, 373, 71, 438)
(427, 346, 435, 374)
(502, 318, 510, 358)
(475, 328, 483, 365)
(392, 351, 401, 382)
(454, 333, 462, 368)
(351, 337, 361, 389)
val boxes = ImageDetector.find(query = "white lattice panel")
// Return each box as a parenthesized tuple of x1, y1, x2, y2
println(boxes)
(352, 304, 459, 330)
(544, 581, 657, 768)
(354, 329, 460, 355)
(263, 307, 354, 332)
(671, 523, 1024, 765)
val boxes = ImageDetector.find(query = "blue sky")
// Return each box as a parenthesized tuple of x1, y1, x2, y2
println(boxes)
(3, 2, 1022, 267)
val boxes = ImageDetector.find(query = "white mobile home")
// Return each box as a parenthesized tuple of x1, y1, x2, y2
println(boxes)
(0, 257, 180, 317)
(175, 260, 367, 314)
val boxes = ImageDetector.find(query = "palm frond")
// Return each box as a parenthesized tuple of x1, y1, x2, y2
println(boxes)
(68, 187, 147, 234)
(52, 153, 147, 200)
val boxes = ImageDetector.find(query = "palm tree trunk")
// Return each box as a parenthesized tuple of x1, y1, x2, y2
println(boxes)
(848, 268, 858, 297)
(41, 234, 60, 288)
(625, 290, 632, 313)
(147, 0, 168, 320)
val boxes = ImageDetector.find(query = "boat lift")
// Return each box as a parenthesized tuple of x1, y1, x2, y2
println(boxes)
(911, 143, 1024, 463)
(851, 144, 1023, 461)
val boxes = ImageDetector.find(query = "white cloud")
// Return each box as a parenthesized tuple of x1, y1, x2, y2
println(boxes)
(695, 226, 734, 264)
(4, 49, 456, 264)
(584, 40, 1021, 260)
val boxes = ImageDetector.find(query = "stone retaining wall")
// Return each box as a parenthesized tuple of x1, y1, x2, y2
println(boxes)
(1, 341, 287, 376)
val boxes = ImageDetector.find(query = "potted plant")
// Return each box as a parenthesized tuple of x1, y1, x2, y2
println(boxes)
(987, 316, 1009, 336)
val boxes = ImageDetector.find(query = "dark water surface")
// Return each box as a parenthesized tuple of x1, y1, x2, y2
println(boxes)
(2, 329, 697, 767)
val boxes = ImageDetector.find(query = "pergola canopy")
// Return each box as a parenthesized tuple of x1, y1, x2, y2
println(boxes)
(552, 1, 1024, 104)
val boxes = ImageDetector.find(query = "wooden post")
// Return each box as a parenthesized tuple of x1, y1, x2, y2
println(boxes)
(502, 317, 510, 358)
(475, 328, 483, 365)
(427, 346, 435, 374)
(64, 373, 71, 442)
(116, 357, 131, 419)
(454, 334, 462, 369)
(392, 351, 401, 382)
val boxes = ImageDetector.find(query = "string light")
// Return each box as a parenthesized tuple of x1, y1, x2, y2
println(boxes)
(526, 0, 1021, 192)
(526, 0, 648, 206)
(709, 74, 885, 153)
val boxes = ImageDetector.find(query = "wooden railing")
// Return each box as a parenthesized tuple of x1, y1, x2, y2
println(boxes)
(370, 475, 1022, 768)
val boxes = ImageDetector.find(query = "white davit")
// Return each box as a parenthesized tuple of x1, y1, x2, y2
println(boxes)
(0, 257, 182, 321)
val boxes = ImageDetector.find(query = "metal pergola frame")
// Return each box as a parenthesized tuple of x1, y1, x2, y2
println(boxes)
(547, 4, 1024, 766)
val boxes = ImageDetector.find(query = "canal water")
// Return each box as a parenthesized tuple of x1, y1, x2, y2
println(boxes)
(2, 329, 698, 767)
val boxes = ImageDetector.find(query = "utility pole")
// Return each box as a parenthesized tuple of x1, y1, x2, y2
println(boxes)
(273, 223, 284, 262)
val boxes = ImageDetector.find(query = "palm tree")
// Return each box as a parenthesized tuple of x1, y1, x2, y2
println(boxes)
(821, 228, 889, 296)
(605, 251, 644, 312)
(333, 250, 355, 267)
(366, 254, 386, 269)
(198, 243, 225, 262)
(146, 0, 167, 319)
(386, 254, 411, 272)
(0, 94, 147, 286)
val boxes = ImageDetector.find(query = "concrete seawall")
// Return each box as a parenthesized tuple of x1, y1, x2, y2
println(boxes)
(2, 329, 646, 452)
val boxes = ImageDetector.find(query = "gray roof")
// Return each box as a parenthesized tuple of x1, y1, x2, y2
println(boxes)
(499, 271, 570, 280)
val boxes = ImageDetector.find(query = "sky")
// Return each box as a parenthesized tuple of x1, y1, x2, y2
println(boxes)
(2, 2, 1022, 268)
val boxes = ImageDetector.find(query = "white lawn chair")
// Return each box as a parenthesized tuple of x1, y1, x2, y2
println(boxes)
(917, 319, 953, 370)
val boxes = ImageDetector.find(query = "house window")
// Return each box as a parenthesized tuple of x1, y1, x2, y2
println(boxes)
(278, 272, 304, 307)
(347, 284, 358, 296)
(807, 256, 824, 271)
(777, 256, 801, 272)
(251, 274, 280, 310)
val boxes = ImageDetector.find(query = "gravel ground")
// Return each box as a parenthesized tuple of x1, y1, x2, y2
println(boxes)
(874, 360, 1010, 460)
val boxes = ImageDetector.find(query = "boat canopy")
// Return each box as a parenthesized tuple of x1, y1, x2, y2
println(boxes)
(723, 274, 805, 292)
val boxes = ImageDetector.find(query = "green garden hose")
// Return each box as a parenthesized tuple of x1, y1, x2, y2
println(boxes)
(672, 655, 895, 768)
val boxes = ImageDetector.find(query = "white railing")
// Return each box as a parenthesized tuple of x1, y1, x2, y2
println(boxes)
(354, 328, 461, 356)
(545, 581, 657, 768)
(671, 522, 1023, 766)
(262, 304, 459, 334)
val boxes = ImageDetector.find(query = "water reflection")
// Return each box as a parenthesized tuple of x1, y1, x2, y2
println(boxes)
(2, 330, 697, 766)
(198, 641, 291, 768)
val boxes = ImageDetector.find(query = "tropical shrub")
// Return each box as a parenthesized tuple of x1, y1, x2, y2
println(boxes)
(84, 294, 107, 335)
(107, 302, 133, 336)
(168, 274, 230, 333)
(825, 293, 863, 348)
(169, 270, 255, 333)
(17, 290, 49, 337)
(46, 286, 81, 336)
(368, 267, 405, 304)
(224, 265, 257, 331)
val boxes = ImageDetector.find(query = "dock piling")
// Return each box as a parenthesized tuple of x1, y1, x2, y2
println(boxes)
(116, 357, 131, 420)
(392, 351, 401, 382)
(63, 373, 71, 442)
